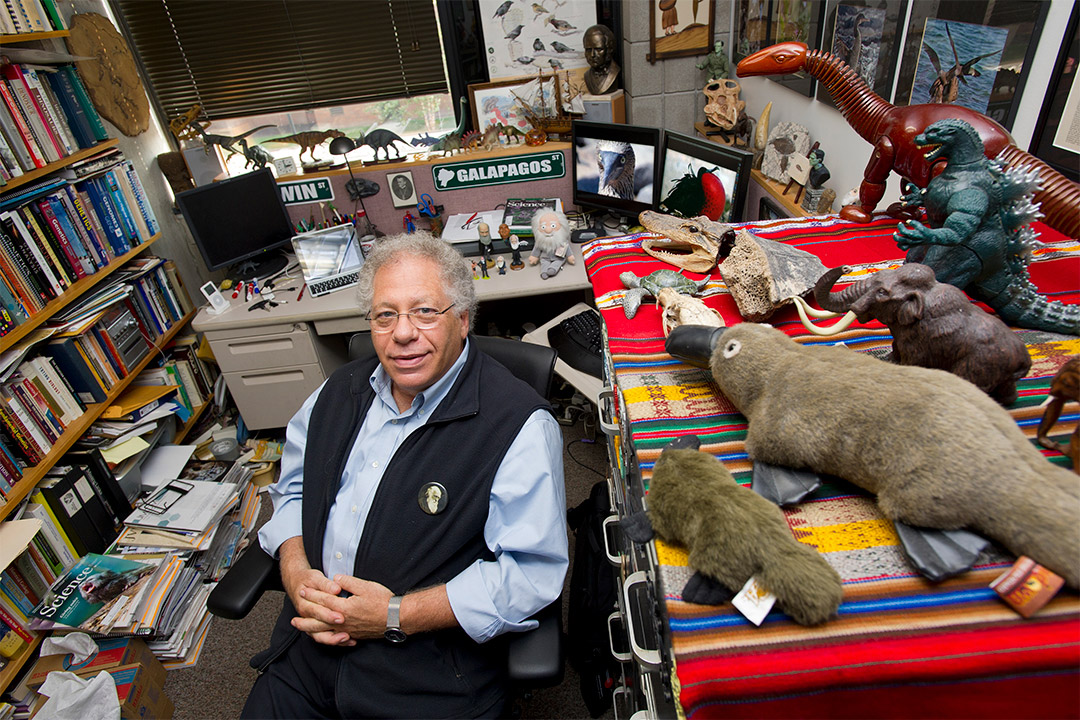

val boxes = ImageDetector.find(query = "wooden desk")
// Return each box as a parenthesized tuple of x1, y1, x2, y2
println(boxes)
(193, 252, 593, 429)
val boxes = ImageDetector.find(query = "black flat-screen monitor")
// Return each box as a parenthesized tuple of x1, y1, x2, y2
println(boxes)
(176, 168, 295, 279)
(657, 131, 753, 223)
(571, 120, 660, 222)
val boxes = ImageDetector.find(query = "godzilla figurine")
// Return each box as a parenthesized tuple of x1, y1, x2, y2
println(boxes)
(736, 42, 1080, 240)
(894, 119, 1079, 335)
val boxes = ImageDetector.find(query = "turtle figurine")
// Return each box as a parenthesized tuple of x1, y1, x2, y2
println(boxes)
(620, 269, 711, 319)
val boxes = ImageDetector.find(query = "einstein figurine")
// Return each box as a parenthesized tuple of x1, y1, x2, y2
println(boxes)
(529, 209, 575, 279)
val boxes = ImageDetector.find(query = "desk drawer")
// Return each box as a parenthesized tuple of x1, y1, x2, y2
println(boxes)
(223, 363, 325, 430)
(212, 325, 321, 373)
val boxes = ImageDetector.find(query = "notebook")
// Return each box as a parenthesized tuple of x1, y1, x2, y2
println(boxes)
(290, 224, 364, 297)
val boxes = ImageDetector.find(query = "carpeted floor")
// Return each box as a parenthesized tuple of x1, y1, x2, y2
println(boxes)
(163, 394, 615, 720)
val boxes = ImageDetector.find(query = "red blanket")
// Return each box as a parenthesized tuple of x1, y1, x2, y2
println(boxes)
(583, 214, 1080, 718)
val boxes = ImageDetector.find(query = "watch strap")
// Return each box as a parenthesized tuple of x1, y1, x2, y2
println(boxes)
(387, 595, 403, 632)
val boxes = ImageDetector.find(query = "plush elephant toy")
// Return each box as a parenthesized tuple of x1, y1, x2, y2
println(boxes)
(811, 263, 1032, 405)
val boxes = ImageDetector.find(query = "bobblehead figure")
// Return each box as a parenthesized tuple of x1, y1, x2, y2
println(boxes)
(529, 210, 575, 279)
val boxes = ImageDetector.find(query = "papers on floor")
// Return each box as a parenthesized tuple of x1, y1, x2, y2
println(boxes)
(137, 444, 197, 491)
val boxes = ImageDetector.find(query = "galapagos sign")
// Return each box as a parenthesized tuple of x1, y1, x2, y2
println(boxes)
(431, 151, 565, 191)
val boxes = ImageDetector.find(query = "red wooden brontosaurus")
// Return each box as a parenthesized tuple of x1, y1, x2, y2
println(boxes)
(736, 42, 1080, 239)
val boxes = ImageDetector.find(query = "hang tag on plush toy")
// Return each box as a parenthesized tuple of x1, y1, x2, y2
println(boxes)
(555, 243, 567, 258)
(989, 556, 1064, 618)
(731, 576, 777, 626)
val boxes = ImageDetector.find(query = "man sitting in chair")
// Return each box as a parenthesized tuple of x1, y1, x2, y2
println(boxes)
(244, 233, 568, 718)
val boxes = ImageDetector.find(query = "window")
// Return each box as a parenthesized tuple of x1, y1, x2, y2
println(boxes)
(115, 0, 454, 167)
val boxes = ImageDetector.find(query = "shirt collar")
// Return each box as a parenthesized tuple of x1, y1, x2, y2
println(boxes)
(369, 337, 471, 417)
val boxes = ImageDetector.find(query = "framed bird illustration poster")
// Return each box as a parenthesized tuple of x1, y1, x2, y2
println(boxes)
(478, 0, 595, 81)
(648, 0, 717, 62)
(893, 0, 1048, 130)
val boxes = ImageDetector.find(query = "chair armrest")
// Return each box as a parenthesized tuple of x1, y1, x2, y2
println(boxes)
(207, 546, 280, 620)
(507, 599, 564, 688)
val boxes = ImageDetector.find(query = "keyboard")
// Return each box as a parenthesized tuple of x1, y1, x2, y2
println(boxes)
(547, 308, 603, 379)
(308, 271, 359, 297)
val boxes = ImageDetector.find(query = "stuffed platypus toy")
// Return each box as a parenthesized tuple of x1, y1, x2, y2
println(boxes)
(622, 436, 843, 626)
(665, 323, 1080, 589)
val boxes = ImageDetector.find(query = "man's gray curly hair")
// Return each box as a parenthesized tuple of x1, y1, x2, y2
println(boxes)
(355, 232, 477, 331)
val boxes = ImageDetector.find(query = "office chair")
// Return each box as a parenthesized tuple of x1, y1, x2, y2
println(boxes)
(207, 334, 563, 689)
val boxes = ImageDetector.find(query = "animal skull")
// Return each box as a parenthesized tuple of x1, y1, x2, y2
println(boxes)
(703, 79, 745, 131)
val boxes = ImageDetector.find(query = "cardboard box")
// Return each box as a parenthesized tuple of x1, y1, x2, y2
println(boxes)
(27, 637, 163, 691)
(110, 662, 174, 719)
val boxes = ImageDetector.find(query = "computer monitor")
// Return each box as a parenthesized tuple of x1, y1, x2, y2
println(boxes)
(571, 120, 660, 224)
(176, 168, 295, 280)
(657, 130, 753, 223)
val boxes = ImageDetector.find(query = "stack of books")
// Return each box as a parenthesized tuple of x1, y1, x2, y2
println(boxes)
(0, 58, 107, 180)
(0, 148, 163, 336)
(0, 0, 67, 38)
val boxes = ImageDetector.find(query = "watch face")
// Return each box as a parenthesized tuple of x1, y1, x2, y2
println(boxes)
(384, 628, 407, 644)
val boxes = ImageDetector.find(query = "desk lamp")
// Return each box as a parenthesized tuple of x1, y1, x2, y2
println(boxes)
(329, 136, 380, 240)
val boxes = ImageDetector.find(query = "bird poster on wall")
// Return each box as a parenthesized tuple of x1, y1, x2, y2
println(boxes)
(479, 0, 594, 80)
(910, 18, 1007, 113)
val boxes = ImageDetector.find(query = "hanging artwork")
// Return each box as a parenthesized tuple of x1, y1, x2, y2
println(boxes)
(477, 0, 595, 81)
(734, 0, 826, 97)
(1029, 4, 1078, 182)
(893, 0, 1048, 129)
(648, 0, 716, 62)
(817, 0, 906, 108)
(910, 18, 1007, 113)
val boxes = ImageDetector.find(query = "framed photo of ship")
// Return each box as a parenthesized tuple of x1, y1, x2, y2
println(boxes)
(816, 0, 907, 109)
(893, 0, 1048, 130)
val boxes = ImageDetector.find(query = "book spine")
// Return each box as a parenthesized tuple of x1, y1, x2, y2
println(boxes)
(75, 333, 117, 387)
(38, 0, 63, 30)
(3, 390, 53, 451)
(0, 568, 36, 615)
(162, 261, 194, 315)
(26, 201, 75, 285)
(49, 192, 93, 275)
(42, 338, 107, 403)
(113, 166, 149, 241)
(132, 279, 165, 334)
(0, 595, 33, 644)
(172, 360, 203, 406)
(7, 382, 57, 448)
(41, 195, 87, 277)
(122, 162, 159, 236)
(72, 187, 112, 265)
(0, 270, 26, 325)
(0, 64, 60, 162)
(102, 170, 139, 245)
(23, 68, 73, 156)
(61, 66, 108, 141)
(23, 500, 79, 569)
(31, 486, 89, 557)
(0, 430, 21, 483)
(37, 73, 80, 152)
(14, 548, 50, 598)
(80, 177, 127, 255)
(165, 364, 193, 412)
(92, 323, 126, 377)
(20, 373, 63, 433)
(43, 69, 91, 149)
(14, 374, 61, 437)
(0, 1, 19, 33)
(0, 213, 46, 307)
(7, 207, 62, 296)
(29, 356, 83, 422)
(152, 266, 181, 322)
(24, 365, 74, 428)
(0, 220, 34, 314)
(122, 295, 157, 343)
(0, 99, 33, 171)
(0, 123, 23, 178)
(55, 187, 98, 271)
(0, 76, 44, 168)
(0, 399, 41, 464)
(30, 534, 61, 579)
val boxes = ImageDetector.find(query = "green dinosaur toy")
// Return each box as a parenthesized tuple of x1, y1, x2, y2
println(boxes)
(895, 119, 1079, 335)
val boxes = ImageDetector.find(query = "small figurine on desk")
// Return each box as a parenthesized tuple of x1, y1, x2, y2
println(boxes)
(471, 260, 480, 280)
(478, 222, 495, 268)
(403, 211, 417, 233)
(697, 40, 730, 81)
(496, 256, 507, 275)
(529, 209, 575, 279)
(498, 222, 512, 244)
(479, 256, 490, 279)
(509, 235, 525, 270)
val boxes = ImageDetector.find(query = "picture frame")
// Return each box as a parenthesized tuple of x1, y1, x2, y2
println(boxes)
(475, 0, 595, 81)
(386, 170, 418, 208)
(734, 0, 827, 97)
(1029, 3, 1079, 183)
(657, 130, 754, 223)
(893, 0, 1049, 130)
(648, 0, 716, 62)
(468, 77, 537, 135)
(816, 0, 908, 109)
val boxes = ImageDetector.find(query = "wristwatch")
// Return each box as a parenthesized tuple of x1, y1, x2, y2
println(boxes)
(385, 595, 407, 644)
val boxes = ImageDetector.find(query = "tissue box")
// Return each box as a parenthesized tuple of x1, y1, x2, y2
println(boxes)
(27, 637, 163, 690)
(109, 662, 174, 719)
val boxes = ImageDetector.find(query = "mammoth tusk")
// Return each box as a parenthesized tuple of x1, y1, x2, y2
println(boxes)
(790, 296, 858, 336)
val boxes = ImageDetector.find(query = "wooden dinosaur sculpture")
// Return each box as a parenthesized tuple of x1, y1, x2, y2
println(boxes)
(736, 42, 1080, 240)
(263, 129, 345, 163)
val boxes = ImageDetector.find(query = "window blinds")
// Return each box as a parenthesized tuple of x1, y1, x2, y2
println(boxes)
(114, 0, 447, 121)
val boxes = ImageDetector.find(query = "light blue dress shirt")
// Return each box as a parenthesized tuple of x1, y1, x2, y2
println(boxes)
(259, 339, 569, 642)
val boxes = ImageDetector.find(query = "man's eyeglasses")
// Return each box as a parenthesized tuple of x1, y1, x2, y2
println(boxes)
(366, 303, 456, 333)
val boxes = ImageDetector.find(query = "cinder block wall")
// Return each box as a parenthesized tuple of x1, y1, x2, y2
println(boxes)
(620, 0, 733, 133)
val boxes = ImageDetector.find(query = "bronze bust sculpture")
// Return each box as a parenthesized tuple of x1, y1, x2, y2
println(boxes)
(583, 24, 620, 95)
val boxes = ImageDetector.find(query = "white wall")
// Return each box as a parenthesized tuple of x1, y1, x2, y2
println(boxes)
(622, 0, 1073, 211)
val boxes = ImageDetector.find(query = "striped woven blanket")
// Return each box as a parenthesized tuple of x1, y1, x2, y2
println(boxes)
(583, 215, 1080, 718)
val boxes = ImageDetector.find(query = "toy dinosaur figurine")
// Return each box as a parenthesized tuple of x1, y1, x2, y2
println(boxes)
(263, 129, 345, 163)
(430, 97, 468, 157)
(187, 121, 274, 159)
(355, 128, 413, 162)
(894, 119, 1079, 335)
(736, 42, 1080, 240)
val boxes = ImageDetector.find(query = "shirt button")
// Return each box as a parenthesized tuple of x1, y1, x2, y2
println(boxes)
(392, 419, 398, 424)
(351, 505, 357, 513)
(372, 461, 379, 468)
(335, 552, 342, 559)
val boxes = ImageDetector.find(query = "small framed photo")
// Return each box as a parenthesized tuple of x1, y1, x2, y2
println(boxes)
(386, 170, 418, 208)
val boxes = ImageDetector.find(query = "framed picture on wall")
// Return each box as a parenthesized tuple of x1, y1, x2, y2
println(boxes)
(734, 0, 826, 97)
(476, 0, 595, 81)
(648, 0, 716, 62)
(1029, 3, 1078, 182)
(893, 0, 1049, 129)
(386, 170, 418, 208)
(816, 0, 907, 108)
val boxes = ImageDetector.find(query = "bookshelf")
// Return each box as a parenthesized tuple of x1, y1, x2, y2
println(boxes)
(0, 625, 39, 695)
(0, 308, 196, 523)
(173, 401, 210, 445)
(0, 30, 69, 43)
(1, 138, 119, 194)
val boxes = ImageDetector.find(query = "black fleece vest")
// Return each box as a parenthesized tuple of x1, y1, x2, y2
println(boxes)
(255, 342, 549, 718)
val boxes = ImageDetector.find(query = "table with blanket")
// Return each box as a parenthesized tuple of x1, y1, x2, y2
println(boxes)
(582, 214, 1080, 719)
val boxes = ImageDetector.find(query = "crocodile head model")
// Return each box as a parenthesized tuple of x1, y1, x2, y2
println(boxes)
(638, 210, 735, 273)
